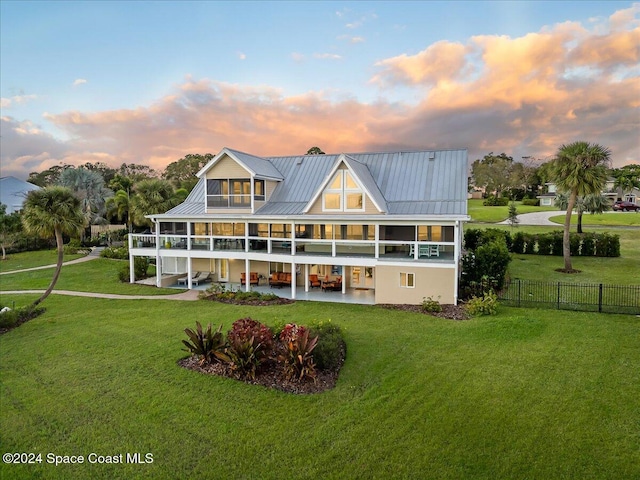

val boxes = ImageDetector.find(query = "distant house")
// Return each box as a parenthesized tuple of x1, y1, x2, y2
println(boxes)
(128, 147, 470, 305)
(537, 179, 640, 207)
(0, 176, 41, 213)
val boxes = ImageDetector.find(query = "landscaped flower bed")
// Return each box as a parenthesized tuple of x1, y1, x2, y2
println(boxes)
(199, 284, 294, 306)
(179, 318, 345, 394)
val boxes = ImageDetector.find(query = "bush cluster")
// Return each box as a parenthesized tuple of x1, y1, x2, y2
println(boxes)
(465, 291, 499, 316)
(521, 198, 540, 206)
(182, 318, 346, 383)
(421, 296, 442, 313)
(483, 196, 509, 206)
(461, 230, 511, 299)
(101, 246, 129, 259)
(0, 304, 46, 329)
(502, 230, 620, 257)
(118, 257, 150, 282)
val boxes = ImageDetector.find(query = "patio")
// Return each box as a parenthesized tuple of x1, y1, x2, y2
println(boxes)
(143, 277, 376, 305)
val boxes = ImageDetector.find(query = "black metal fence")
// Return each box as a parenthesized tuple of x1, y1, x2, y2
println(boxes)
(498, 279, 640, 315)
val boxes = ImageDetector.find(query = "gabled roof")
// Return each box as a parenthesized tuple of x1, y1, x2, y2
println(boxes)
(196, 147, 283, 181)
(158, 148, 469, 218)
(301, 154, 387, 213)
(0, 176, 41, 214)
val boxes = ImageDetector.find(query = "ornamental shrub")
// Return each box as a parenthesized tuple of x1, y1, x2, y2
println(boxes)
(465, 290, 499, 316)
(182, 322, 226, 365)
(570, 234, 581, 256)
(421, 296, 443, 313)
(101, 246, 129, 259)
(537, 233, 553, 255)
(483, 195, 509, 206)
(309, 321, 345, 371)
(524, 234, 536, 254)
(521, 198, 540, 206)
(550, 231, 563, 256)
(512, 232, 526, 254)
(279, 323, 318, 382)
(217, 318, 275, 379)
(464, 229, 482, 251)
(0, 304, 46, 329)
(581, 233, 596, 256)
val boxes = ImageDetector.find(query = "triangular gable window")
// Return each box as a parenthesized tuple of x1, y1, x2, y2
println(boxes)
(322, 170, 364, 212)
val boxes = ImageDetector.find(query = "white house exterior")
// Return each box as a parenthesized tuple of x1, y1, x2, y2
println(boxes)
(538, 179, 640, 207)
(0, 176, 41, 213)
(128, 148, 470, 305)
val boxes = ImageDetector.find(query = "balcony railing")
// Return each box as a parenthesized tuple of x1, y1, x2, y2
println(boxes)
(206, 194, 251, 208)
(129, 234, 454, 262)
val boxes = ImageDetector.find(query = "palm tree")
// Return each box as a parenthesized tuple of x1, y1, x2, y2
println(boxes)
(551, 141, 611, 272)
(22, 187, 86, 305)
(554, 193, 611, 234)
(106, 189, 132, 232)
(129, 179, 178, 227)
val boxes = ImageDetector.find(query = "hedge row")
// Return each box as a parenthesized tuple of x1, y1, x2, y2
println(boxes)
(464, 229, 620, 257)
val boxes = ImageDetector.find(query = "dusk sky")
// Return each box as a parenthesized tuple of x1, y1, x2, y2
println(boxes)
(1, 1, 638, 180)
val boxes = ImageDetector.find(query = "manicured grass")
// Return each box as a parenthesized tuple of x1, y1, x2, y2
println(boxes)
(468, 199, 557, 223)
(1, 296, 638, 479)
(0, 258, 183, 296)
(549, 212, 640, 226)
(0, 249, 85, 272)
(473, 226, 640, 285)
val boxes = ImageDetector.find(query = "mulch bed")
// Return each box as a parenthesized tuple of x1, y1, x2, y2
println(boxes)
(179, 342, 345, 394)
(200, 294, 295, 306)
(378, 303, 470, 320)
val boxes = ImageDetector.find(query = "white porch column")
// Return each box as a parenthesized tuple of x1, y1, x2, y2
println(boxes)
(291, 261, 297, 299)
(291, 221, 296, 255)
(341, 265, 346, 294)
(374, 224, 380, 259)
(129, 250, 135, 284)
(154, 220, 162, 287)
(245, 258, 250, 292)
(454, 220, 460, 305)
(304, 263, 309, 292)
(245, 222, 249, 252)
(187, 221, 192, 250)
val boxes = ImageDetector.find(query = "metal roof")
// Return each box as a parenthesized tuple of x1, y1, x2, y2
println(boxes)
(162, 148, 469, 218)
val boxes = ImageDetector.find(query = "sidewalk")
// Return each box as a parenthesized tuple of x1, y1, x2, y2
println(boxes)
(0, 247, 104, 276)
(0, 289, 201, 301)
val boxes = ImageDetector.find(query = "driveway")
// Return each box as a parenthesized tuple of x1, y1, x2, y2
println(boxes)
(498, 211, 566, 226)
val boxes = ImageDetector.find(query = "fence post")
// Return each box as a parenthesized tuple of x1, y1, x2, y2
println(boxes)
(598, 284, 603, 313)
(518, 279, 521, 307)
(557, 282, 561, 310)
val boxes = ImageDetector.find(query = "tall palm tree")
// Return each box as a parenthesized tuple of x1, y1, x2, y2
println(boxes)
(554, 193, 611, 234)
(551, 141, 611, 272)
(22, 187, 86, 306)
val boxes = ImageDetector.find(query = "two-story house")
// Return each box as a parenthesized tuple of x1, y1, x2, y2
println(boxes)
(128, 147, 470, 305)
(538, 179, 640, 207)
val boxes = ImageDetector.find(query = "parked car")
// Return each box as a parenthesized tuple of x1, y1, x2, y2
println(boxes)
(612, 200, 639, 211)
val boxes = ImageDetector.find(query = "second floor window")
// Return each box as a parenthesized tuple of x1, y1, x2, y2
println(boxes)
(207, 179, 265, 207)
(322, 170, 364, 212)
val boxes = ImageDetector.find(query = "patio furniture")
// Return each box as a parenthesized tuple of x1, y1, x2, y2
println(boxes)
(309, 274, 321, 288)
(322, 276, 342, 291)
(193, 272, 212, 286)
(178, 271, 201, 285)
(269, 272, 292, 288)
(429, 245, 440, 257)
(241, 272, 260, 286)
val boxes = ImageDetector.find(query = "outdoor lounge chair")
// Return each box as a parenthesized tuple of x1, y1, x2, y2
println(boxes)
(322, 276, 342, 291)
(192, 272, 212, 286)
(309, 274, 321, 288)
(178, 271, 201, 285)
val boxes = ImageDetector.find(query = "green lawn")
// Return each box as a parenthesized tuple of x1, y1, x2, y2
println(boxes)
(471, 226, 640, 285)
(549, 212, 640, 226)
(0, 249, 86, 272)
(468, 199, 557, 223)
(0, 258, 184, 296)
(1, 296, 638, 480)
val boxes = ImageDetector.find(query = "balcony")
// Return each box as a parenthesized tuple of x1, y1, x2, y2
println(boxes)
(130, 234, 454, 263)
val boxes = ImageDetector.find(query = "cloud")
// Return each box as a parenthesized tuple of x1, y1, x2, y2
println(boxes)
(73, 78, 87, 87)
(1, 94, 38, 108)
(291, 52, 305, 62)
(2, 6, 638, 179)
(237, 52, 247, 60)
(313, 53, 343, 60)
(338, 34, 365, 43)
